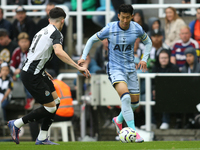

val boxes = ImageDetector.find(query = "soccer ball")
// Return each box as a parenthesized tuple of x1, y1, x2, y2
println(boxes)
(119, 127, 136, 143)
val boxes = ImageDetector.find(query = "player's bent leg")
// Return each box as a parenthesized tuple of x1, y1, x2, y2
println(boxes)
(36, 97, 60, 144)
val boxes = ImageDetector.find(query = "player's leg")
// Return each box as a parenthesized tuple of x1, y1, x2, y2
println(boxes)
(108, 71, 128, 134)
(8, 71, 57, 144)
(35, 92, 60, 145)
(35, 75, 60, 145)
(128, 72, 144, 143)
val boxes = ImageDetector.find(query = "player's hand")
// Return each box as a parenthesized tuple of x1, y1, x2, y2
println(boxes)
(137, 61, 147, 72)
(78, 59, 85, 66)
(78, 66, 91, 78)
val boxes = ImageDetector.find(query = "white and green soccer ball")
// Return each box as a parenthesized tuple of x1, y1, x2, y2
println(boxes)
(119, 127, 136, 143)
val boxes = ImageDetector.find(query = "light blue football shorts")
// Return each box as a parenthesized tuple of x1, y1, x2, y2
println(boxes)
(108, 70, 140, 95)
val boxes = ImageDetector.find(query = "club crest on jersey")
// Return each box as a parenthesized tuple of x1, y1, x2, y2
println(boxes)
(45, 90, 50, 96)
(113, 44, 131, 51)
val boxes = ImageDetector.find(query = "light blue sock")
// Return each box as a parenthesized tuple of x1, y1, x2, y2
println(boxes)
(121, 93, 136, 130)
(117, 111, 124, 123)
(127, 120, 136, 131)
(117, 102, 139, 123)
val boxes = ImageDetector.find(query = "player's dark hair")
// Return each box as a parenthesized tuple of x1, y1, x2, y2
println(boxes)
(118, 4, 134, 15)
(0, 29, 8, 37)
(49, 7, 66, 19)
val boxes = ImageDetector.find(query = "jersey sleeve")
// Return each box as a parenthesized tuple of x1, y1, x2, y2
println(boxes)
(96, 24, 110, 40)
(50, 30, 63, 45)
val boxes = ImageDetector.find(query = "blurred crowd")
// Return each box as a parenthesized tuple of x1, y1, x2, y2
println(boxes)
(0, 0, 200, 133)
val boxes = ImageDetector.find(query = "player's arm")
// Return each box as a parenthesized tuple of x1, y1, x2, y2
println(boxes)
(138, 33, 152, 72)
(53, 44, 91, 78)
(78, 34, 100, 65)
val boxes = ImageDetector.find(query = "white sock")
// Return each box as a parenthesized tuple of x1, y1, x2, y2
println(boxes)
(14, 118, 24, 128)
(38, 130, 48, 141)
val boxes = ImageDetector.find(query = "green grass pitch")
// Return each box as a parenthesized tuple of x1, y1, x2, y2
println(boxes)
(1, 141, 200, 150)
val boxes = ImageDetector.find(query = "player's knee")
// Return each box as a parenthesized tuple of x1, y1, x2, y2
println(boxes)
(121, 92, 131, 104)
(44, 106, 57, 113)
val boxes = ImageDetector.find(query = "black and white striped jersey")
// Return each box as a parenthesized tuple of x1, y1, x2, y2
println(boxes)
(22, 24, 63, 75)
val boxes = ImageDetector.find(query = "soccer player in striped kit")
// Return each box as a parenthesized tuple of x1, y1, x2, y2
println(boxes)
(78, 4, 152, 143)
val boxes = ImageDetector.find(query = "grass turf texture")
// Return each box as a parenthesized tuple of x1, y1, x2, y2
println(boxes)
(1, 141, 200, 150)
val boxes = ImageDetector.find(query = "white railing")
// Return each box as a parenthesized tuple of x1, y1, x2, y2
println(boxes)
(57, 73, 200, 135)
(1, 0, 200, 56)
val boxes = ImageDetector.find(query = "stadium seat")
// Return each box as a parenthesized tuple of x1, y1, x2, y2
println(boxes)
(48, 121, 75, 142)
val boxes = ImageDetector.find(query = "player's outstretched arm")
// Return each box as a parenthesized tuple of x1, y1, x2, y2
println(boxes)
(78, 34, 99, 66)
(53, 44, 91, 78)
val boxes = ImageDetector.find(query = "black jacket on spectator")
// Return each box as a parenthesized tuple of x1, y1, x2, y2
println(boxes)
(152, 49, 179, 73)
(11, 16, 36, 42)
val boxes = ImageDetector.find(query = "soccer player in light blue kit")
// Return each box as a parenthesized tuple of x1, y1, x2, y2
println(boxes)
(78, 4, 152, 143)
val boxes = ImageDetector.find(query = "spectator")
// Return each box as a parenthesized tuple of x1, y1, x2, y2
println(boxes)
(0, 62, 13, 122)
(28, 0, 49, 5)
(11, 5, 37, 42)
(136, 30, 169, 72)
(92, 0, 114, 28)
(133, 9, 149, 32)
(0, 29, 18, 63)
(164, 6, 186, 49)
(149, 30, 170, 60)
(94, 39, 108, 71)
(171, 25, 199, 71)
(181, 47, 200, 73)
(178, 47, 200, 129)
(49, 0, 71, 10)
(29, 78, 74, 141)
(147, 17, 165, 41)
(189, 7, 200, 48)
(71, 0, 96, 19)
(10, 32, 34, 110)
(0, 8, 12, 36)
(152, 49, 179, 129)
(37, 2, 67, 75)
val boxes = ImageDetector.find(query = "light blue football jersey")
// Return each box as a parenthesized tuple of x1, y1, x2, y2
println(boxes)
(96, 21, 148, 73)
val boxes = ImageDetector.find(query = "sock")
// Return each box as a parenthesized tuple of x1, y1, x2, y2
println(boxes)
(37, 130, 48, 141)
(14, 118, 24, 128)
(121, 93, 136, 130)
(131, 101, 139, 111)
(117, 112, 123, 123)
(22, 106, 55, 124)
(127, 120, 136, 131)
